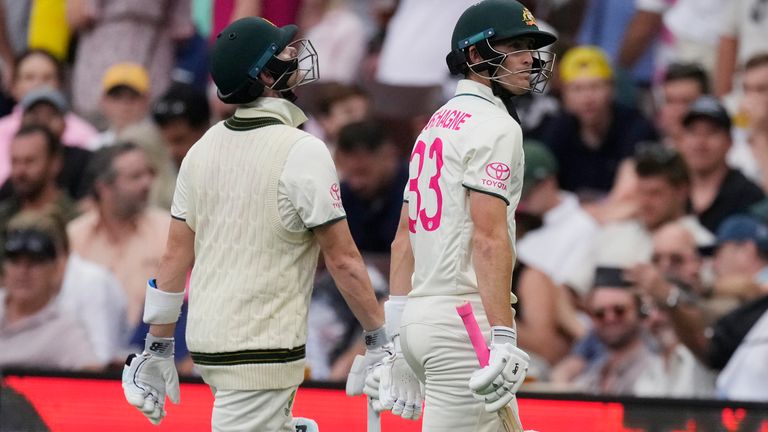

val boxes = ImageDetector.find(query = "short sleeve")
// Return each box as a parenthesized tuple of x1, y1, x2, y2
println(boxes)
(461, 119, 523, 205)
(279, 137, 346, 230)
(171, 153, 195, 229)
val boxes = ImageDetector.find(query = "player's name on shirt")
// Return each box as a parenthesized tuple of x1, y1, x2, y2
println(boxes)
(423, 109, 472, 132)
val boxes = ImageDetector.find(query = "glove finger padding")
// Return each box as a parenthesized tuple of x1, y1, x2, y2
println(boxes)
(404, 383, 424, 420)
(369, 396, 387, 413)
(392, 398, 405, 416)
(377, 355, 397, 410)
(401, 400, 419, 420)
(470, 373, 507, 396)
(363, 365, 382, 400)
(484, 391, 516, 413)
(346, 355, 368, 396)
(165, 367, 181, 404)
(468, 357, 507, 392)
(387, 353, 424, 420)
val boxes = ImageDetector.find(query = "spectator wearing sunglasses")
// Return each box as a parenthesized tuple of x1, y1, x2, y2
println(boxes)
(569, 267, 659, 395)
(0, 211, 101, 371)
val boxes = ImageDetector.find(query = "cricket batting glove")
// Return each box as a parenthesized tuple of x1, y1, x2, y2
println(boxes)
(292, 417, 319, 432)
(346, 326, 391, 396)
(122, 334, 180, 425)
(365, 335, 424, 420)
(468, 326, 529, 413)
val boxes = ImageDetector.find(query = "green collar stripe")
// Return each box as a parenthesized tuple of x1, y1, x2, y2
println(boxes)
(453, 93, 495, 105)
(190, 345, 305, 365)
(224, 116, 284, 131)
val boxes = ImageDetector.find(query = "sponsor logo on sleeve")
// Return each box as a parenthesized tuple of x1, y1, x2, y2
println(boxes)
(482, 162, 511, 190)
(330, 183, 342, 208)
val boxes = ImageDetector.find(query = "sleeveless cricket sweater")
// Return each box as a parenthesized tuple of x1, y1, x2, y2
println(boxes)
(183, 115, 320, 390)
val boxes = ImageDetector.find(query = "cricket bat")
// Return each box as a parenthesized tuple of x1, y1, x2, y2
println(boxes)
(349, 354, 381, 432)
(456, 302, 525, 432)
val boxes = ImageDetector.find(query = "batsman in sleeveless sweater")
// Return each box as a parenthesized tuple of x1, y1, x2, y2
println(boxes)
(121, 17, 388, 431)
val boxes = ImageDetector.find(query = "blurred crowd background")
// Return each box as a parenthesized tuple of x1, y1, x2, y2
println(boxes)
(1, 0, 768, 403)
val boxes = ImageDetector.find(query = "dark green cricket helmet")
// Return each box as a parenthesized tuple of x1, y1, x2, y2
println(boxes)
(210, 17, 298, 104)
(446, 0, 556, 76)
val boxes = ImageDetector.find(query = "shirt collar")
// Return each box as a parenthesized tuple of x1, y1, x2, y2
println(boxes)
(233, 97, 308, 128)
(454, 79, 507, 112)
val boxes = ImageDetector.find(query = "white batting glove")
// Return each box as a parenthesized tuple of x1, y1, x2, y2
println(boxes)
(346, 326, 390, 396)
(122, 334, 180, 425)
(373, 336, 423, 420)
(292, 417, 319, 432)
(468, 326, 529, 413)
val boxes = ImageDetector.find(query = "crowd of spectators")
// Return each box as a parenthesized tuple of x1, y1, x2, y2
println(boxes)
(0, 0, 767, 404)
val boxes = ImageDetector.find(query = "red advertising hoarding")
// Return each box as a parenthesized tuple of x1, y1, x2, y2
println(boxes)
(3, 374, 768, 432)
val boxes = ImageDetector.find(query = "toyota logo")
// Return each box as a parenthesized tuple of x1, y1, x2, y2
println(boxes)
(485, 162, 511, 181)
(329, 183, 341, 201)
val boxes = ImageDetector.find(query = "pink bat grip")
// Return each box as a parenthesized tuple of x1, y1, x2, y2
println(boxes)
(456, 302, 490, 367)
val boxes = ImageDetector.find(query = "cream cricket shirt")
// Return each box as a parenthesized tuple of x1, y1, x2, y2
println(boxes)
(406, 80, 524, 300)
(171, 97, 345, 390)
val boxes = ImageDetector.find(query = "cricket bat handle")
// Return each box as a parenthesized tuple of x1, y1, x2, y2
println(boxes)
(349, 355, 381, 432)
(456, 302, 525, 432)
(367, 398, 381, 432)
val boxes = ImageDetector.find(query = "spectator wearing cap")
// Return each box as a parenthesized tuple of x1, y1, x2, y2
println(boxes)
(679, 96, 765, 233)
(0, 50, 97, 185)
(539, 46, 657, 199)
(654, 215, 768, 401)
(89, 63, 152, 150)
(517, 140, 599, 287)
(67, 142, 169, 328)
(0, 211, 101, 371)
(152, 83, 210, 169)
(334, 120, 407, 253)
(569, 267, 660, 395)
(0, 125, 79, 262)
(9, 87, 93, 200)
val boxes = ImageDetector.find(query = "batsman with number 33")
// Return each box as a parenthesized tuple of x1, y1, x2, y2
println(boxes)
(361, 1, 557, 430)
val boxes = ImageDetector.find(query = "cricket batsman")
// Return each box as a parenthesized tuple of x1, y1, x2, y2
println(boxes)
(365, 1, 557, 430)
(121, 17, 388, 431)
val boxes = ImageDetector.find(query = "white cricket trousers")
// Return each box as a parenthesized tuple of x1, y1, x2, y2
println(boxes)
(401, 295, 511, 432)
(210, 385, 298, 432)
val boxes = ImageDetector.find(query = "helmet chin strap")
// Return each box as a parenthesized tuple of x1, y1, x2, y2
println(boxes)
(491, 80, 521, 125)
(265, 57, 300, 102)
(474, 40, 522, 124)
